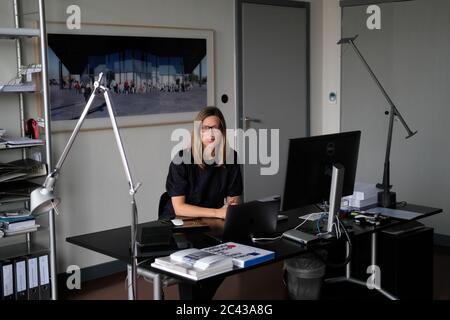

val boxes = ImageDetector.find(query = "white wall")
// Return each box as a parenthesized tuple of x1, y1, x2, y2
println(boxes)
(310, 0, 324, 135)
(0, 1, 24, 161)
(51, 0, 237, 271)
(0, 0, 335, 272)
(310, 0, 341, 135)
(340, 1, 450, 237)
(12, 0, 235, 271)
(45, 0, 333, 271)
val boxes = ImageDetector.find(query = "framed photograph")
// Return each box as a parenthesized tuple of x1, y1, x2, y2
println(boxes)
(46, 22, 215, 132)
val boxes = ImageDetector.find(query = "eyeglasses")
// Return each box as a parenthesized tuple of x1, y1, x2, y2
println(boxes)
(201, 125, 221, 132)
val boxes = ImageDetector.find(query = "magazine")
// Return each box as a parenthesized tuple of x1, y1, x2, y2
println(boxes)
(202, 242, 275, 268)
(151, 248, 234, 281)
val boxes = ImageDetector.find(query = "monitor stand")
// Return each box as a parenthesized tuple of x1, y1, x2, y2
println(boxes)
(283, 164, 345, 244)
(326, 163, 345, 234)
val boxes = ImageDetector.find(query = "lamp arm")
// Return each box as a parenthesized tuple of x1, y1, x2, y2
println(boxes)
(101, 84, 141, 300)
(102, 86, 140, 194)
(392, 106, 417, 139)
(347, 39, 417, 139)
(40, 72, 141, 299)
(40, 76, 101, 192)
(54, 74, 104, 174)
(42, 169, 59, 190)
(339, 36, 419, 207)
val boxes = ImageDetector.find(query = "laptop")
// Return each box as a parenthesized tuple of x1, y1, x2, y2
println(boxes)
(136, 233, 191, 258)
(207, 201, 278, 244)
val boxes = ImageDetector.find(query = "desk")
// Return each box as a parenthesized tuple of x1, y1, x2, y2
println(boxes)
(66, 203, 441, 300)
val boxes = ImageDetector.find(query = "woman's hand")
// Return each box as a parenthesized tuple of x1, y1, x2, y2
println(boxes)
(226, 196, 241, 206)
(215, 203, 229, 220)
(171, 195, 241, 220)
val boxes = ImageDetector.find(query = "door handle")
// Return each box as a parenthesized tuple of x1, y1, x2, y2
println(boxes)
(244, 117, 261, 123)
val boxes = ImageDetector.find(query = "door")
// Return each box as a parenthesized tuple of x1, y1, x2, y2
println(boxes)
(238, 1, 310, 201)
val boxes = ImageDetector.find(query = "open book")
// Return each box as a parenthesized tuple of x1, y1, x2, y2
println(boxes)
(151, 248, 234, 280)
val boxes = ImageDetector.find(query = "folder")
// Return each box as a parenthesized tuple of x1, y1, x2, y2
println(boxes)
(27, 257, 40, 300)
(14, 258, 28, 300)
(1, 260, 14, 300)
(38, 254, 51, 300)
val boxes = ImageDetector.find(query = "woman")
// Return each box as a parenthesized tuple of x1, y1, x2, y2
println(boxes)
(162, 106, 243, 300)
(162, 106, 243, 220)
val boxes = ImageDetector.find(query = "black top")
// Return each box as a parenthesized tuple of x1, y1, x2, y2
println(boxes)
(66, 203, 443, 283)
(161, 149, 243, 220)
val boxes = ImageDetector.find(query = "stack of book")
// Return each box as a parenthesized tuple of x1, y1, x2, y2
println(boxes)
(151, 242, 275, 280)
(0, 137, 44, 150)
(0, 211, 39, 237)
(0, 158, 47, 183)
(151, 248, 234, 280)
(342, 182, 378, 209)
(0, 83, 36, 93)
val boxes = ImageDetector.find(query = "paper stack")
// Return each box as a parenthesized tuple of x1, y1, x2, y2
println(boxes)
(0, 212, 39, 237)
(342, 182, 378, 209)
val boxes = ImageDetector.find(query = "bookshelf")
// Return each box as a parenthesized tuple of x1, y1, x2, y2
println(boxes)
(0, 242, 48, 261)
(0, 0, 56, 300)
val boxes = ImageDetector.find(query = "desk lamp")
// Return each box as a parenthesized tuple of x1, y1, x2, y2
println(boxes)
(338, 35, 417, 208)
(30, 73, 142, 299)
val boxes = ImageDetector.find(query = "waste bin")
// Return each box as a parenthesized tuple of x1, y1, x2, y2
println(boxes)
(284, 253, 326, 300)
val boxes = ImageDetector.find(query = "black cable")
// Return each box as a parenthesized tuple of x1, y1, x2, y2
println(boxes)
(315, 202, 328, 212)
(396, 201, 407, 208)
(314, 218, 352, 269)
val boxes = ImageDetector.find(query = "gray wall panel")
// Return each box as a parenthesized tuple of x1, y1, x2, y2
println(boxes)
(341, 0, 450, 234)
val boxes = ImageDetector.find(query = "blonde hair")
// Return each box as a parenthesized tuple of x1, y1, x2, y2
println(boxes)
(192, 107, 227, 168)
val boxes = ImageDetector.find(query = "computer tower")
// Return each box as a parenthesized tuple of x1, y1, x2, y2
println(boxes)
(324, 222, 434, 300)
(378, 223, 434, 300)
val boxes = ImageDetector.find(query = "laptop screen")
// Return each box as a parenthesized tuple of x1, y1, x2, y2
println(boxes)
(219, 201, 278, 243)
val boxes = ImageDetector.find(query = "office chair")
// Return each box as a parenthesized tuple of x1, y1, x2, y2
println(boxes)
(158, 191, 171, 218)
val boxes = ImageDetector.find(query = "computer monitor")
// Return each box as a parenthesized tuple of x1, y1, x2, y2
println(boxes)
(281, 131, 361, 212)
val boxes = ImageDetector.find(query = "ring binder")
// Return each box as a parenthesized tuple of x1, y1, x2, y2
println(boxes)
(38, 254, 51, 300)
(14, 258, 28, 300)
(27, 256, 39, 300)
(1, 260, 14, 300)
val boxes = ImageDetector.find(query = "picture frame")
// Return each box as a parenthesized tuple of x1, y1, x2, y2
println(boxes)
(46, 22, 215, 132)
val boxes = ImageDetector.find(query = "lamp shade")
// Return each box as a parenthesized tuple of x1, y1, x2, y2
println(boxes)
(30, 187, 60, 216)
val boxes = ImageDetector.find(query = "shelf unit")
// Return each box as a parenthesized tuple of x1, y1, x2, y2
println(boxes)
(0, 242, 49, 261)
(0, 0, 56, 300)
(0, 27, 40, 39)
(0, 181, 41, 205)
(0, 143, 45, 150)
